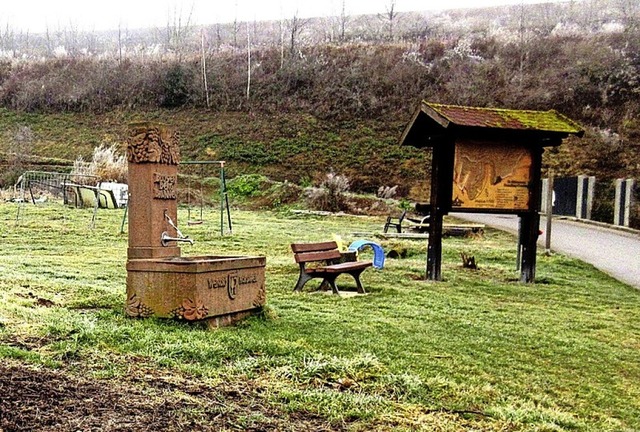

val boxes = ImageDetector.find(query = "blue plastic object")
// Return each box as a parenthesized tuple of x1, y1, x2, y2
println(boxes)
(348, 240, 385, 269)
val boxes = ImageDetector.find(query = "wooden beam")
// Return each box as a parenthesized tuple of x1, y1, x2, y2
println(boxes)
(421, 102, 451, 129)
(519, 146, 544, 283)
(426, 138, 455, 280)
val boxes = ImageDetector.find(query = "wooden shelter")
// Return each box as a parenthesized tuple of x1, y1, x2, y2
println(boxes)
(400, 101, 584, 282)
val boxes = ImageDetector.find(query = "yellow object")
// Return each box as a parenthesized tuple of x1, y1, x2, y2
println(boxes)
(332, 234, 345, 251)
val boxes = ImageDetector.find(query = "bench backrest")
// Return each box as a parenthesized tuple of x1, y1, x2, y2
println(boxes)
(291, 241, 342, 263)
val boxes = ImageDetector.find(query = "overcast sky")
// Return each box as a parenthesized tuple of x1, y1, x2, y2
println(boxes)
(2, 0, 566, 33)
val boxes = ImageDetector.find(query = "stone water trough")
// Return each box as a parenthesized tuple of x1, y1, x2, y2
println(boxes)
(124, 122, 266, 327)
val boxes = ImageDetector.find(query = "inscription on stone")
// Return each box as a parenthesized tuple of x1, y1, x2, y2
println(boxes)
(207, 278, 227, 289)
(206, 272, 260, 300)
(153, 173, 177, 199)
(239, 275, 258, 285)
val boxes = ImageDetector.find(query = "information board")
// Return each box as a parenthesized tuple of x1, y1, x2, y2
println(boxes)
(452, 140, 532, 211)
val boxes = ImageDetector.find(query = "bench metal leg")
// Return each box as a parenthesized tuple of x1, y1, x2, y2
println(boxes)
(294, 264, 313, 291)
(322, 275, 340, 295)
(349, 269, 367, 294)
(328, 271, 366, 295)
(295, 268, 366, 295)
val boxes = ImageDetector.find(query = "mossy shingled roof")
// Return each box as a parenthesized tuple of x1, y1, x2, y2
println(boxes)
(426, 102, 584, 134)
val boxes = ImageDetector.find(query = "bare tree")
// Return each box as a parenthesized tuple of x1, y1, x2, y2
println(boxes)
(45, 24, 53, 56)
(288, 11, 309, 55)
(232, 0, 239, 47)
(246, 23, 251, 100)
(582, 0, 602, 30)
(378, 0, 398, 41)
(166, 2, 195, 60)
(215, 23, 222, 50)
(117, 21, 126, 63)
(514, 3, 534, 93)
(616, 0, 639, 29)
(201, 29, 210, 108)
(64, 21, 80, 57)
(327, 0, 350, 42)
(339, 0, 349, 42)
(84, 28, 98, 56)
(21, 30, 30, 56)
(1, 22, 16, 57)
(536, 3, 558, 34)
(279, 17, 285, 68)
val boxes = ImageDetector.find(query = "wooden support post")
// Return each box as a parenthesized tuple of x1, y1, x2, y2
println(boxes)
(426, 139, 454, 281)
(519, 146, 543, 283)
(519, 212, 540, 282)
(427, 210, 443, 280)
(516, 217, 522, 271)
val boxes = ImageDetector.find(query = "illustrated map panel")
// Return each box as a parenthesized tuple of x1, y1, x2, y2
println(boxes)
(452, 140, 532, 211)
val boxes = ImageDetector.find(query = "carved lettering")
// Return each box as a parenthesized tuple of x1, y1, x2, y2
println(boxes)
(206, 272, 259, 300)
(153, 173, 177, 199)
(207, 278, 227, 289)
(239, 274, 258, 285)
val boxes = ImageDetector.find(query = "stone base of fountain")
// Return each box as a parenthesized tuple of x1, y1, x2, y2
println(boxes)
(126, 255, 266, 327)
(123, 122, 267, 328)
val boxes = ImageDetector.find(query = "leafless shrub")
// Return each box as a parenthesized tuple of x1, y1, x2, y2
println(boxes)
(305, 172, 350, 212)
(71, 144, 127, 184)
(377, 185, 398, 199)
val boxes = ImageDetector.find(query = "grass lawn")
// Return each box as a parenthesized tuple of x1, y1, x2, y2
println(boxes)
(1, 203, 639, 431)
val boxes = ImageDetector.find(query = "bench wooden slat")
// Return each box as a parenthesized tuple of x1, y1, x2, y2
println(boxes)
(291, 241, 338, 253)
(322, 261, 372, 273)
(306, 261, 372, 274)
(294, 249, 342, 263)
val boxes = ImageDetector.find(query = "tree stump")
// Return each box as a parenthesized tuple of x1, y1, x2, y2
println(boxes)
(460, 252, 478, 269)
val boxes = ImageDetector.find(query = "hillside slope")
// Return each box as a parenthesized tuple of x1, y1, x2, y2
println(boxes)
(0, 108, 430, 196)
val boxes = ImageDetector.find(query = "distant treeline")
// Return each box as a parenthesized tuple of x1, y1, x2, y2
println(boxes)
(1, 31, 638, 122)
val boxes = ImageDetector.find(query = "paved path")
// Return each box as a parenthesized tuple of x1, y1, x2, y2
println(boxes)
(452, 213, 640, 290)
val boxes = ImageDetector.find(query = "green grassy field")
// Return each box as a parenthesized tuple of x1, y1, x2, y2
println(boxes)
(1, 203, 639, 431)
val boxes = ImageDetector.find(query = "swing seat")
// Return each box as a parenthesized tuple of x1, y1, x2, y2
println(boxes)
(187, 220, 204, 225)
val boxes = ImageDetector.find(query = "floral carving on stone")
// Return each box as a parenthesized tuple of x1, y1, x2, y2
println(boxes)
(253, 287, 266, 308)
(127, 124, 180, 165)
(125, 293, 154, 318)
(171, 298, 209, 321)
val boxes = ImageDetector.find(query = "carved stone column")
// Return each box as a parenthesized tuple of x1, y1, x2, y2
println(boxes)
(126, 122, 182, 259)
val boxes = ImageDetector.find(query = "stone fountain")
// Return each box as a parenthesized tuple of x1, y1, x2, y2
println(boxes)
(124, 122, 266, 327)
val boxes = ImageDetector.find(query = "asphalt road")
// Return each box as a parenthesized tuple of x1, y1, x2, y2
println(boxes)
(452, 213, 640, 290)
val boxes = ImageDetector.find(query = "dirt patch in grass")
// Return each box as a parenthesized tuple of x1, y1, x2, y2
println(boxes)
(0, 362, 341, 432)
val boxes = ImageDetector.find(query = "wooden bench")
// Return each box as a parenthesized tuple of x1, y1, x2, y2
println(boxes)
(384, 210, 431, 234)
(291, 241, 372, 294)
(384, 210, 407, 233)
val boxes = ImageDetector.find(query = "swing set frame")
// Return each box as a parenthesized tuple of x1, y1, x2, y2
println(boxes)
(120, 160, 232, 236)
(181, 160, 232, 236)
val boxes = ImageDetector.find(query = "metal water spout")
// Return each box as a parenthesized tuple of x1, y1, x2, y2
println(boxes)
(161, 232, 194, 246)
(161, 210, 194, 246)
